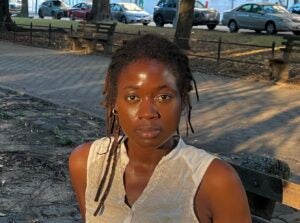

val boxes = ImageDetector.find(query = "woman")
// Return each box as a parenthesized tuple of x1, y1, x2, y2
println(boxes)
(69, 34, 252, 223)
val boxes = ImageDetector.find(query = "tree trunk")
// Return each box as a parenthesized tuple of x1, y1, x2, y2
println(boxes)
(89, 0, 111, 22)
(20, 0, 29, 17)
(0, 0, 13, 31)
(174, 0, 195, 50)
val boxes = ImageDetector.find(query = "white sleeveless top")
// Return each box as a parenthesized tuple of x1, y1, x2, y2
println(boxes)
(85, 137, 216, 223)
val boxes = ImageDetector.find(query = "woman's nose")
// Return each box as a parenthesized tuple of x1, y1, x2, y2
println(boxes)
(138, 99, 160, 119)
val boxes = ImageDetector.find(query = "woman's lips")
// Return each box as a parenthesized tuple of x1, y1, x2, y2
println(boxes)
(135, 127, 161, 139)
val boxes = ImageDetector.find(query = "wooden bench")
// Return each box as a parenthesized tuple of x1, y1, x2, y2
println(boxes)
(67, 21, 117, 54)
(221, 154, 300, 223)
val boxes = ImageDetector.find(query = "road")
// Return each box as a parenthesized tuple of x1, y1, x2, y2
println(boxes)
(26, 12, 295, 36)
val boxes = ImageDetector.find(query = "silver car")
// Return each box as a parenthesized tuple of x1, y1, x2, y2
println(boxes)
(222, 3, 300, 35)
(110, 2, 151, 26)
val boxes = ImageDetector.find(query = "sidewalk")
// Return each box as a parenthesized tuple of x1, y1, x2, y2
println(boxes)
(0, 40, 299, 182)
(0, 40, 299, 222)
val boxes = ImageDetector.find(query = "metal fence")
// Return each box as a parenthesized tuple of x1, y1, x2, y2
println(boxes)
(0, 21, 72, 48)
(0, 22, 279, 66)
(187, 37, 276, 66)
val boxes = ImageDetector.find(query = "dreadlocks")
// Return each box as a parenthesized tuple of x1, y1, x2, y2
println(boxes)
(93, 34, 199, 216)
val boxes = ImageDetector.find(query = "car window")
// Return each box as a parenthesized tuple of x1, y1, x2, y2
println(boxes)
(121, 3, 142, 11)
(74, 3, 80, 8)
(237, 4, 252, 12)
(263, 5, 289, 14)
(194, 1, 205, 9)
(111, 4, 121, 11)
(157, 0, 167, 7)
(53, 1, 62, 7)
(53, 0, 68, 7)
(251, 4, 263, 13)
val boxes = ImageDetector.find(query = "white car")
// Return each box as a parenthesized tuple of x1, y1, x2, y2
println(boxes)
(110, 2, 151, 26)
(222, 3, 300, 35)
(9, 1, 22, 15)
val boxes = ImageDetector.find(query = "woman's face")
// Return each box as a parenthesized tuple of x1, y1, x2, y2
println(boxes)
(115, 59, 182, 150)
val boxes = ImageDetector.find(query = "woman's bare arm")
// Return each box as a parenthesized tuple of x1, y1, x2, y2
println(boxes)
(68, 142, 92, 219)
(195, 159, 252, 223)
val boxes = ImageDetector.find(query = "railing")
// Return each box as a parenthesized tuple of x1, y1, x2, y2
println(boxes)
(187, 37, 276, 66)
(0, 21, 73, 48)
(0, 22, 277, 66)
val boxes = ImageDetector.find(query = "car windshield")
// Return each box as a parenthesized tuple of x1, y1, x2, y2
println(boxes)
(121, 3, 142, 11)
(194, 1, 205, 8)
(53, 1, 68, 7)
(262, 5, 289, 14)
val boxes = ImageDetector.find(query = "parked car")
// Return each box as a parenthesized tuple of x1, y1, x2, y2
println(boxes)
(153, 0, 220, 30)
(9, 1, 22, 15)
(222, 3, 300, 35)
(68, 2, 92, 20)
(289, 3, 300, 14)
(110, 2, 151, 25)
(38, 0, 70, 19)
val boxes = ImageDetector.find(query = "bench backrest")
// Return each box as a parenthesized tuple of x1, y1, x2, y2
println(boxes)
(76, 21, 117, 36)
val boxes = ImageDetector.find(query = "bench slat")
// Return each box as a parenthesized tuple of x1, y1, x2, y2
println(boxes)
(68, 21, 117, 53)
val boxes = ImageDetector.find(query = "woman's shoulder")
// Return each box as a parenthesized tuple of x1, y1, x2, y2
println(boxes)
(69, 137, 112, 168)
(178, 140, 217, 164)
(69, 142, 93, 171)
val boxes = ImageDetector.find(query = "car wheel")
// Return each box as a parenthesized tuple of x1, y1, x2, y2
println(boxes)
(255, 30, 261, 33)
(69, 13, 75, 20)
(154, 15, 164, 27)
(293, 31, 300, 35)
(38, 9, 44, 19)
(51, 11, 57, 19)
(142, 22, 149, 26)
(266, 22, 277, 34)
(228, 20, 238, 33)
(56, 11, 63, 19)
(121, 16, 127, 24)
(207, 24, 216, 30)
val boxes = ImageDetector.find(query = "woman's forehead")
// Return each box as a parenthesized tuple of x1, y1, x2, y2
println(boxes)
(117, 59, 178, 89)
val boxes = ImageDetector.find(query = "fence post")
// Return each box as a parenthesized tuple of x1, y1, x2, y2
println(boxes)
(217, 37, 222, 63)
(48, 24, 52, 46)
(13, 21, 16, 42)
(271, 41, 275, 58)
(30, 22, 33, 45)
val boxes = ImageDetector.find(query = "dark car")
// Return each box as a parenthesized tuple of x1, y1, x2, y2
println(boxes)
(38, 0, 69, 19)
(68, 2, 92, 20)
(289, 3, 300, 14)
(153, 0, 220, 29)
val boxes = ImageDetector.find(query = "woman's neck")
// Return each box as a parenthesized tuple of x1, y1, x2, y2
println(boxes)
(125, 137, 178, 167)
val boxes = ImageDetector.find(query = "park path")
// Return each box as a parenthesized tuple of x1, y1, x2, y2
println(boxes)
(0, 40, 299, 182)
(0, 40, 300, 222)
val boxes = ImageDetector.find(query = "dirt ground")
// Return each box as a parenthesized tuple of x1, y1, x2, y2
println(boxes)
(0, 29, 299, 222)
(0, 88, 106, 222)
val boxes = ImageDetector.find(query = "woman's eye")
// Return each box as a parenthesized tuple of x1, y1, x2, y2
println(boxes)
(156, 94, 172, 101)
(126, 95, 139, 101)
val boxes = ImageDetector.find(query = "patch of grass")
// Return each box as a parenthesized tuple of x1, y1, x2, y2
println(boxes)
(12, 17, 78, 29)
